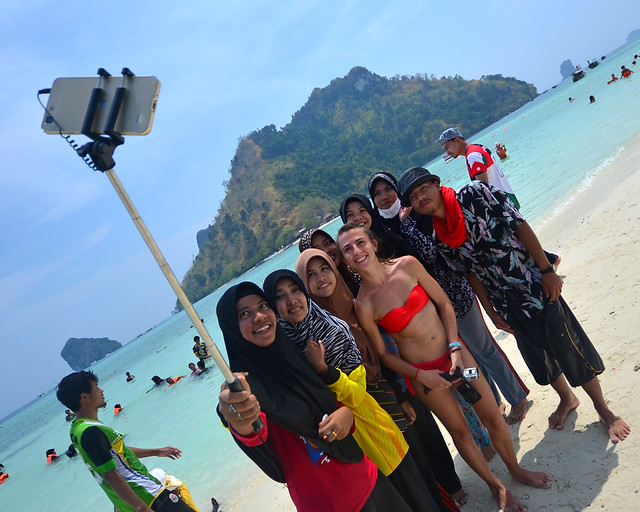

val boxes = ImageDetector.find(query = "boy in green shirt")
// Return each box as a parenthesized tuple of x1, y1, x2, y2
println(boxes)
(57, 371, 196, 512)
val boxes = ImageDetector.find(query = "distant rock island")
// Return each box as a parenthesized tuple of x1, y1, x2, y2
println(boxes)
(560, 59, 576, 79)
(61, 337, 122, 370)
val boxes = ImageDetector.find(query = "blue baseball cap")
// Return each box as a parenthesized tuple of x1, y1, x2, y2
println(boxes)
(436, 127, 463, 145)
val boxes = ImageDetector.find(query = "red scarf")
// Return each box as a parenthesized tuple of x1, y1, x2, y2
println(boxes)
(433, 186, 467, 247)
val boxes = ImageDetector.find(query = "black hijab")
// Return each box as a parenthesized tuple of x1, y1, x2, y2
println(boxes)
(340, 193, 409, 259)
(216, 282, 363, 463)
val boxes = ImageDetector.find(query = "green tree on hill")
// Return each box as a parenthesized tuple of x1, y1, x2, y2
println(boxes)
(178, 67, 537, 307)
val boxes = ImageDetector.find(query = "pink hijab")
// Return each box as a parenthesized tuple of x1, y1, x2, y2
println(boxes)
(296, 249, 380, 384)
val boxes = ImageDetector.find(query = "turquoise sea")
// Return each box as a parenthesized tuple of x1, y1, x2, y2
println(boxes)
(2, 39, 639, 511)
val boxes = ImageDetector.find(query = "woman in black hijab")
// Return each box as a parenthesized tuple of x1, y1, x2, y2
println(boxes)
(216, 282, 411, 512)
(339, 193, 416, 260)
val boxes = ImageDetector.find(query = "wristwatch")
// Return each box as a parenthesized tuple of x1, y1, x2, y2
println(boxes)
(540, 264, 556, 274)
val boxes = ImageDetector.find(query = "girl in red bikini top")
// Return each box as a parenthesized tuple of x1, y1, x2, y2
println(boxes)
(378, 284, 430, 334)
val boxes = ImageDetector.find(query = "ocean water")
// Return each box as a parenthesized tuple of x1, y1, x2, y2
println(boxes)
(2, 39, 639, 512)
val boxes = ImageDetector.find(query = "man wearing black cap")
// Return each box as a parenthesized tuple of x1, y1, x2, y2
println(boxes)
(371, 170, 531, 424)
(397, 167, 630, 443)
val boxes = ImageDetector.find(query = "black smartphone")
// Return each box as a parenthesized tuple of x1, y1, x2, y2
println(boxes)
(439, 367, 463, 382)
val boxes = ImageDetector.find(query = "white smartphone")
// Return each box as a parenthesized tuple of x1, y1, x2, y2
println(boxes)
(41, 75, 160, 135)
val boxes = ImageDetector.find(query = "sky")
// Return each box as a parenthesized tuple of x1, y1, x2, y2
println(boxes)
(0, 0, 637, 419)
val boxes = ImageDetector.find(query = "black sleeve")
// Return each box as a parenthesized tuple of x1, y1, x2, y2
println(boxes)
(317, 366, 340, 385)
(380, 365, 410, 404)
(216, 405, 286, 483)
(80, 426, 114, 468)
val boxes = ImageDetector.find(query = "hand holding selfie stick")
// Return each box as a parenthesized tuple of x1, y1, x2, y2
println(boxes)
(43, 68, 262, 433)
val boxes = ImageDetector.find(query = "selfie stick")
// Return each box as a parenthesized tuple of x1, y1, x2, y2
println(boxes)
(56, 68, 261, 431)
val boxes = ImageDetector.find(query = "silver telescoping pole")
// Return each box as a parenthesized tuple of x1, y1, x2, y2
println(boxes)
(104, 168, 234, 383)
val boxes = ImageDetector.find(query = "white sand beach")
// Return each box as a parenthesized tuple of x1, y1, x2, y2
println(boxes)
(227, 134, 640, 512)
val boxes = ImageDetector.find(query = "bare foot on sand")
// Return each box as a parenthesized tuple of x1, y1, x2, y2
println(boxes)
(600, 413, 630, 443)
(506, 398, 528, 425)
(491, 484, 528, 512)
(449, 488, 468, 507)
(481, 444, 497, 462)
(548, 394, 580, 430)
(511, 467, 554, 489)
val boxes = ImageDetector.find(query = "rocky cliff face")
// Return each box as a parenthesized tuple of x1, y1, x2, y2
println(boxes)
(560, 59, 576, 79)
(60, 337, 122, 371)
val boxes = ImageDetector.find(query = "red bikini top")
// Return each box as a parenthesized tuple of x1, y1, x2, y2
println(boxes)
(378, 284, 430, 333)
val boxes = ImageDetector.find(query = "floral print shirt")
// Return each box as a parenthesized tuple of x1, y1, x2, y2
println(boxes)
(434, 181, 545, 319)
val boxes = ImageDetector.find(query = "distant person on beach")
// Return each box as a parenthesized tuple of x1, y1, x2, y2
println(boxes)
(196, 360, 208, 373)
(568, 97, 574, 101)
(397, 167, 631, 444)
(188, 362, 203, 376)
(216, 282, 416, 511)
(113, 403, 123, 415)
(146, 375, 168, 393)
(192, 336, 210, 362)
(589, 95, 596, 103)
(437, 127, 521, 209)
(126, 372, 135, 382)
(437, 127, 561, 269)
(45, 448, 59, 465)
(621, 65, 633, 77)
(608, 74, 618, 84)
(0, 463, 8, 484)
(56, 370, 196, 511)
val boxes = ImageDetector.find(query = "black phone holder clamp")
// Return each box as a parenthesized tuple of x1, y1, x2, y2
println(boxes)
(76, 68, 135, 172)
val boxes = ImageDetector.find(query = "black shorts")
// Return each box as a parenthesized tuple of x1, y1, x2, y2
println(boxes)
(152, 489, 195, 512)
(506, 296, 605, 387)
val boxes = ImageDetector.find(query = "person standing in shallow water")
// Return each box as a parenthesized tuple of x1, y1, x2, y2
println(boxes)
(336, 222, 554, 512)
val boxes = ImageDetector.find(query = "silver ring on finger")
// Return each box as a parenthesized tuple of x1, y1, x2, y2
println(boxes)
(228, 404, 237, 414)
(236, 412, 244, 420)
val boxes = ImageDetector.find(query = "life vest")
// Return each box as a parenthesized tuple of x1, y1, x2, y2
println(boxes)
(622, 69, 632, 77)
(114, 406, 122, 415)
(46, 454, 59, 464)
(0, 472, 9, 483)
